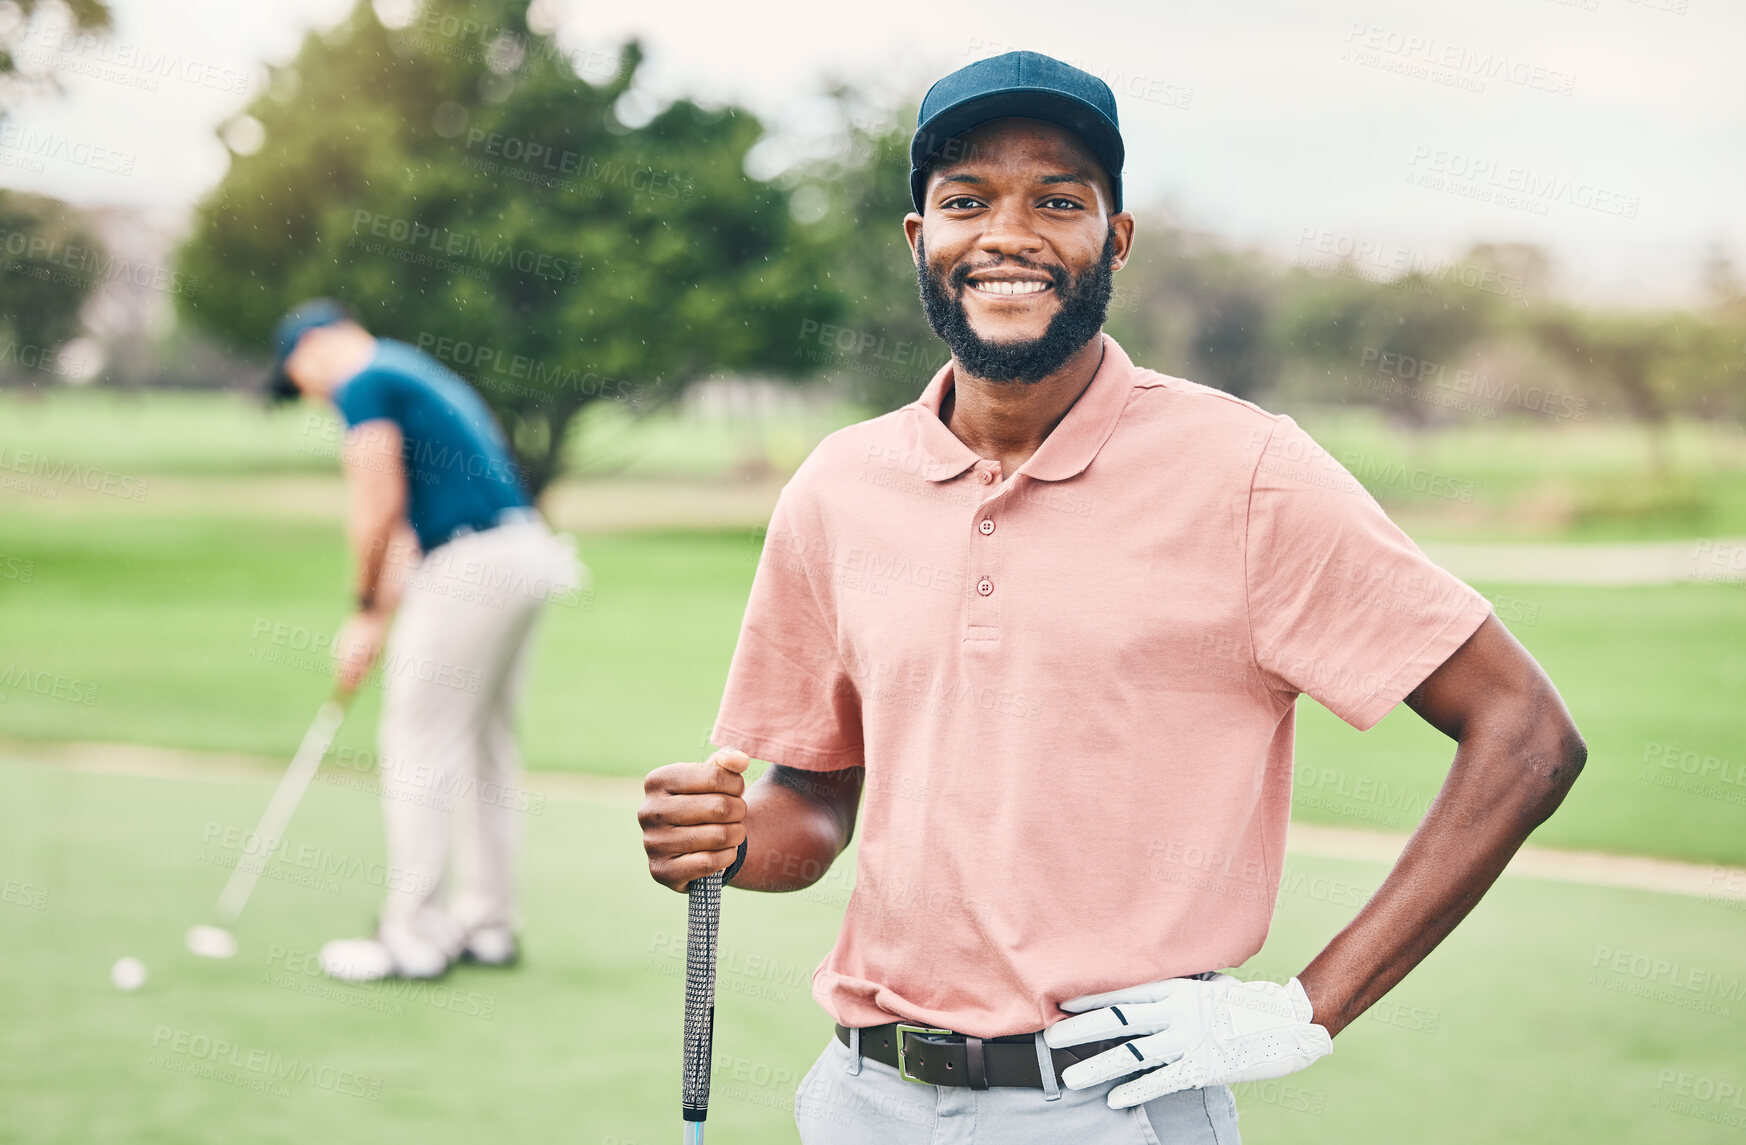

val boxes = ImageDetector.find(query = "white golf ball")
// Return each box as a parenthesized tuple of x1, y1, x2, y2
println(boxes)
(111, 956, 147, 992)
(185, 925, 238, 959)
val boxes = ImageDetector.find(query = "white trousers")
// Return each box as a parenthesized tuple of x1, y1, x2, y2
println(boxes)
(375, 518, 582, 956)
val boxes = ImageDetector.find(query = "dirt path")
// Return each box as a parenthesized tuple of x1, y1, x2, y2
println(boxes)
(6, 737, 1741, 903)
(1423, 538, 1746, 587)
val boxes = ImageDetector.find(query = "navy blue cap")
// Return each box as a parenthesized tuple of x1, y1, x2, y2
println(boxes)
(265, 298, 356, 402)
(910, 51, 1124, 214)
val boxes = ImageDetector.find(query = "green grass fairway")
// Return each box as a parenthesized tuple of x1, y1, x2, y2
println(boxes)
(2, 503, 1742, 866)
(5, 388, 1746, 539)
(4, 391, 1744, 1143)
(2, 759, 1742, 1145)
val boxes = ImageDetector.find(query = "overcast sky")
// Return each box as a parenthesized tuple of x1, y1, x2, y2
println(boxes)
(2, 0, 1740, 306)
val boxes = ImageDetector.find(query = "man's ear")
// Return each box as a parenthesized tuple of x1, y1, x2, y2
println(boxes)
(1107, 211, 1136, 273)
(903, 213, 924, 265)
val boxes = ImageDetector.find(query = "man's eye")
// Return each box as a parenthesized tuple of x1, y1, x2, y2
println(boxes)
(1042, 197, 1082, 210)
(941, 196, 984, 210)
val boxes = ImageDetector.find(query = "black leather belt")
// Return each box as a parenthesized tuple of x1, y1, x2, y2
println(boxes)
(835, 1022, 1136, 1089)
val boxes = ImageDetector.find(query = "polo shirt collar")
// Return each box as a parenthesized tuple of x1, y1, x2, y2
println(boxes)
(906, 333, 1135, 483)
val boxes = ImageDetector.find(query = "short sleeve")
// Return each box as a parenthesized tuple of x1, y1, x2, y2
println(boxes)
(711, 482, 864, 771)
(332, 369, 397, 429)
(1245, 417, 1491, 730)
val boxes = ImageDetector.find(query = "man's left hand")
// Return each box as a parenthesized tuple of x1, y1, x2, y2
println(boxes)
(1044, 973, 1332, 1108)
(333, 609, 389, 691)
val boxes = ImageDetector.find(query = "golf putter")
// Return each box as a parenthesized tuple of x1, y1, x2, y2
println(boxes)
(186, 685, 355, 959)
(682, 869, 723, 1144)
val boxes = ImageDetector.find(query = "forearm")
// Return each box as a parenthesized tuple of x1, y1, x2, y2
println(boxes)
(347, 504, 403, 608)
(363, 521, 418, 614)
(1296, 724, 1583, 1035)
(728, 767, 861, 892)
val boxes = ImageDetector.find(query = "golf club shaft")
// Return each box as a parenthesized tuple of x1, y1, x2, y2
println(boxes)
(681, 870, 723, 1136)
(214, 693, 349, 921)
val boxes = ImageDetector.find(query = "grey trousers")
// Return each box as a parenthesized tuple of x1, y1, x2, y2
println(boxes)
(795, 1034, 1241, 1144)
(376, 519, 581, 956)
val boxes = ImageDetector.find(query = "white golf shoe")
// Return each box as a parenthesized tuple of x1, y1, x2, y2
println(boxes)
(319, 933, 448, 982)
(460, 926, 519, 967)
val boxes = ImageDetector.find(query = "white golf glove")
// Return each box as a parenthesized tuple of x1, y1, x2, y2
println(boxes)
(1043, 973, 1332, 1108)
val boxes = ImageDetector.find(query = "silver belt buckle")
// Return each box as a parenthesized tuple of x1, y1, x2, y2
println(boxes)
(894, 1023, 954, 1084)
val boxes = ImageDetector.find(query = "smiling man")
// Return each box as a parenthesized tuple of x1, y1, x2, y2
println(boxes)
(638, 51, 1584, 1143)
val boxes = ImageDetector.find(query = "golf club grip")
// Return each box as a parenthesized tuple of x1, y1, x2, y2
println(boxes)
(682, 870, 722, 1122)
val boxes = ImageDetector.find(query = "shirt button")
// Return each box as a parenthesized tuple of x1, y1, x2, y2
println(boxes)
(977, 578, 994, 596)
(977, 469, 993, 484)
(978, 519, 995, 535)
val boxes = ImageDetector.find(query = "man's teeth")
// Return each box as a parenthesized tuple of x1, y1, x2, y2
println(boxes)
(973, 280, 1049, 295)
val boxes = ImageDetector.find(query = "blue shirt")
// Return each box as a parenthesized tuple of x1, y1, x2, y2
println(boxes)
(332, 339, 530, 553)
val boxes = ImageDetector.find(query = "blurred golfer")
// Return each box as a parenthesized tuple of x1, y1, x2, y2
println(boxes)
(268, 299, 582, 981)
(639, 53, 1588, 1143)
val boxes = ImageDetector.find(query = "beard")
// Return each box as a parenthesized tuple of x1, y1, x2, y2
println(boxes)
(915, 229, 1117, 384)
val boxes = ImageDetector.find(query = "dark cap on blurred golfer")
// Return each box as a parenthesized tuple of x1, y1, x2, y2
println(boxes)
(909, 50, 1124, 214)
(266, 298, 356, 402)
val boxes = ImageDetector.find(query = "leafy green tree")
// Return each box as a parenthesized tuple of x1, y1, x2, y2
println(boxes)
(1279, 262, 1499, 423)
(0, 190, 101, 364)
(789, 95, 942, 413)
(1104, 223, 1282, 400)
(178, 0, 838, 494)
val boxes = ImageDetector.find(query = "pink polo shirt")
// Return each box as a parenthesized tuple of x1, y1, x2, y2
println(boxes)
(712, 334, 1491, 1038)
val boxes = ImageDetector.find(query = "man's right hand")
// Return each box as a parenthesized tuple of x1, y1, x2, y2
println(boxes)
(638, 747, 751, 892)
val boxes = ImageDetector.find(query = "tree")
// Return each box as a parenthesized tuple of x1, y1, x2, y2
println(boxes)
(0, 1, 113, 384)
(0, 190, 101, 365)
(0, 0, 111, 110)
(1279, 261, 1500, 424)
(789, 93, 942, 413)
(1105, 223, 1283, 401)
(178, 0, 839, 495)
